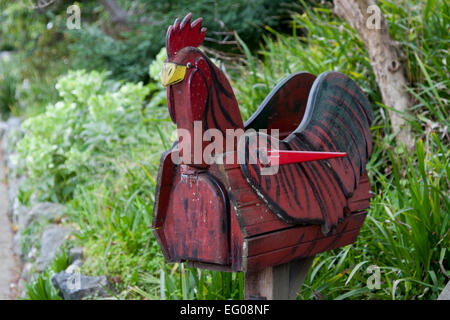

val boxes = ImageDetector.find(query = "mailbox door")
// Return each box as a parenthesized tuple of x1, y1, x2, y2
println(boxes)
(163, 172, 230, 265)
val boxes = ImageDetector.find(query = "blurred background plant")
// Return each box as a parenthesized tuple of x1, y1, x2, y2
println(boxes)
(1, 0, 448, 300)
(0, 59, 19, 120)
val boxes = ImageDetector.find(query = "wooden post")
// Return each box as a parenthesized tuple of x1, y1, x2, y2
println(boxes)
(244, 256, 314, 300)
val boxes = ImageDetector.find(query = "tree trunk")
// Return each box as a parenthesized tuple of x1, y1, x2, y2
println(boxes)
(334, 0, 414, 150)
(98, 0, 129, 25)
(97, 0, 131, 35)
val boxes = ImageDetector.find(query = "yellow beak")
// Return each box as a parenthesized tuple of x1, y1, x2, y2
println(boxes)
(160, 62, 187, 87)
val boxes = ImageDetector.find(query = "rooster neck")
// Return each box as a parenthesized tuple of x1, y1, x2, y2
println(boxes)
(172, 55, 244, 140)
(170, 55, 244, 168)
(199, 57, 244, 135)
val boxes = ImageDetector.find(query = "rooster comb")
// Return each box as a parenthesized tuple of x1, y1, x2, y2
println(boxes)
(166, 13, 207, 58)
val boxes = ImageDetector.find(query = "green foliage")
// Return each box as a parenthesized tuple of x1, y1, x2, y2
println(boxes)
(158, 264, 244, 300)
(149, 0, 299, 49)
(51, 249, 72, 273)
(23, 271, 62, 300)
(298, 137, 449, 300)
(0, 56, 19, 119)
(9, 0, 450, 301)
(15, 70, 153, 203)
(0, 0, 306, 119)
(233, 2, 376, 121)
(22, 249, 71, 300)
(61, 0, 301, 83)
(67, 26, 154, 83)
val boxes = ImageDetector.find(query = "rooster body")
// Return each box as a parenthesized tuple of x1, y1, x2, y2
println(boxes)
(153, 14, 373, 272)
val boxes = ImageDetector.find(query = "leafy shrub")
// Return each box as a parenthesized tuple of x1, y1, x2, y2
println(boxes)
(66, 0, 301, 82)
(15, 70, 154, 203)
(23, 271, 62, 300)
(0, 57, 18, 119)
(67, 27, 155, 83)
(299, 137, 449, 300)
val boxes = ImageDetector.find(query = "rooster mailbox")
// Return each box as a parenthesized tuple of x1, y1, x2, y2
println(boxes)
(152, 14, 373, 299)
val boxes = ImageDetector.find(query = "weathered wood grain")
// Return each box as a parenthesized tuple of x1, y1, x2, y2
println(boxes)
(245, 228, 362, 272)
(246, 211, 367, 257)
(244, 256, 315, 300)
(153, 14, 374, 282)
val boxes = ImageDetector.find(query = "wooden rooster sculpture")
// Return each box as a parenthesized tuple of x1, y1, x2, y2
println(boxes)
(153, 14, 374, 299)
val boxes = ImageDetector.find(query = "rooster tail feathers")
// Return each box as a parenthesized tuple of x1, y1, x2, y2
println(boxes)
(295, 71, 373, 168)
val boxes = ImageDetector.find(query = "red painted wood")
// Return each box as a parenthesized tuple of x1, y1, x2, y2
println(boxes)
(246, 211, 367, 257)
(217, 160, 372, 238)
(152, 149, 177, 261)
(166, 13, 207, 59)
(245, 72, 316, 140)
(246, 228, 362, 272)
(156, 168, 230, 265)
(268, 149, 347, 165)
(153, 14, 374, 273)
(230, 205, 244, 272)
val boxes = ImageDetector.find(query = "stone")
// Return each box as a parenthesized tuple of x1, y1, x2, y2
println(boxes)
(438, 281, 450, 300)
(4, 152, 17, 173)
(13, 232, 22, 257)
(67, 259, 83, 270)
(69, 247, 84, 262)
(0, 121, 7, 139)
(11, 197, 27, 223)
(35, 225, 72, 272)
(21, 202, 66, 229)
(2, 117, 22, 153)
(7, 176, 25, 209)
(17, 279, 26, 298)
(6, 117, 21, 129)
(14, 201, 29, 230)
(21, 262, 33, 282)
(51, 271, 110, 300)
(27, 246, 38, 261)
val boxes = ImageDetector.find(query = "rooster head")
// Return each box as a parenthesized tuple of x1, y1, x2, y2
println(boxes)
(161, 13, 244, 167)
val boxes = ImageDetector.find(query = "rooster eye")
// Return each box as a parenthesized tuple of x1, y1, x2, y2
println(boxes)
(186, 62, 192, 68)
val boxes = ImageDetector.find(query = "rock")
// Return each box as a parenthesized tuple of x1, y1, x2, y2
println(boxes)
(6, 117, 21, 129)
(7, 176, 25, 208)
(0, 121, 7, 139)
(17, 279, 26, 298)
(35, 225, 72, 272)
(1, 117, 22, 152)
(11, 197, 24, 222)
(438, 282, 450, 300)
(1, 117, 23, 174)
(27, 246, 38, 261)
(13, 232, 22, 257)
(21, 202, 66, 229)
(5, 153, 18, 173)
(13, 198, 28, 228)
(51, 271, 110, 300)
(67, 259, 83, 271)
(21, 262, 33, 282)
(69, 247, 84, 262)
